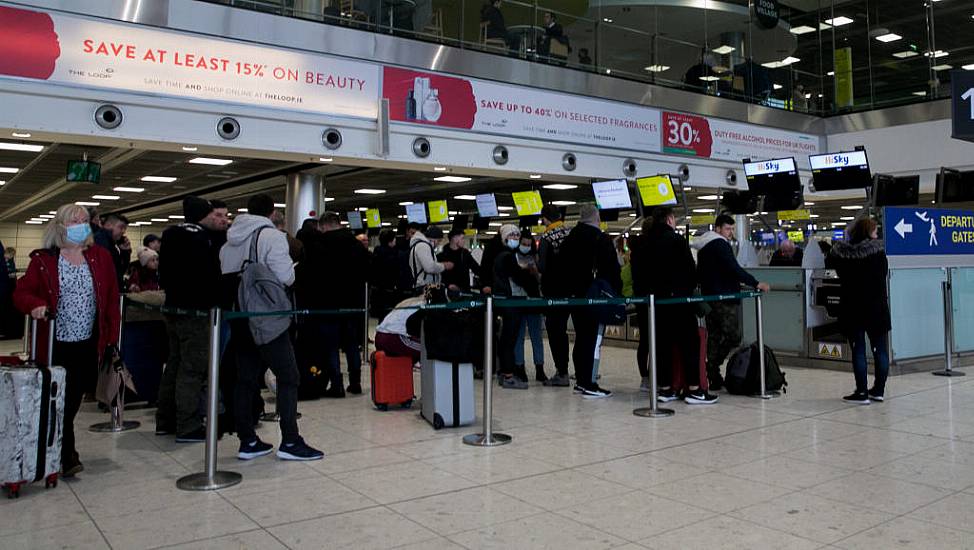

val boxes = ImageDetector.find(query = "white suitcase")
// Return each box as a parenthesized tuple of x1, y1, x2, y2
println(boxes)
(1, 319, 65, 498)
(420, 358, 475, 429)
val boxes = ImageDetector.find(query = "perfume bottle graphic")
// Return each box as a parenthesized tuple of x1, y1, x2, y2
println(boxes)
(409, 76, 442, 122)
(422, 89, 442, 122)
(405, 90, 416, 120)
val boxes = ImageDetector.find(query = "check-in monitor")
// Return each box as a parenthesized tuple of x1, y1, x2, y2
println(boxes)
(809, 150, 872, 191)
(742, 157, 801, 195)
(592, 179, 632, 209)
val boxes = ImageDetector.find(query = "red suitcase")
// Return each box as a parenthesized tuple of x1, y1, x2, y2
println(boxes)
(671, 325, 709, 392)
(370, 351, 414, 411)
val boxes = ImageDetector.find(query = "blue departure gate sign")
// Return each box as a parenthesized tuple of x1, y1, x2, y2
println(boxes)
(884, 207, 974, 256)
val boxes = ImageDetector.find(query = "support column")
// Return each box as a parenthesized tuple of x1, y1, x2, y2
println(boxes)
(735, 214, 758, 268)
(284, 172, 324, 235)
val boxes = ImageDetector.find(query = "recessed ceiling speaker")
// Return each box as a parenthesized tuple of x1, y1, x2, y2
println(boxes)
(726, 169, 738, 186)
(678, 164, 691, 182)
(94, 104, 123, 130)
(562, 153, 577, 171)
(412, 137, 431, 158)
(492, 145, 509, 165)
(322, 128, 342, 150)
(216, 117, 240, 140)
(622, 158, 637, 178)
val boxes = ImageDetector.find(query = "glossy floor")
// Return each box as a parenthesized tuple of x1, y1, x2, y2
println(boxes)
(5, 342, 974, 550)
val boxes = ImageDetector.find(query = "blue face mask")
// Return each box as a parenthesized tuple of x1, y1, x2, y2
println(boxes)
(65, 223, 91, 245)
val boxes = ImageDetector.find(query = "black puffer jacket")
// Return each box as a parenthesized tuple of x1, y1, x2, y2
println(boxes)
(631, 223, 696, 299)
(826, 238, 891, 336)
(559, 222, 622, 298)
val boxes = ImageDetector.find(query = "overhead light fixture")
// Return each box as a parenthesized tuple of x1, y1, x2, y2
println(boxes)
(773, 83, 783, 90)
(140, 176, 178, 183)
(188, 157, 233, 166)
(529, 174, 543, 179)
(964, 64, 974, 71)
(831, 222, 847, 227)
(354, 189, 386, 194)
(433, 176, 471, 183)
(274, 203, 287, 208)
(933, 64, 953, 71)
(324, 197, 335, 202)
(237, 208, 248, 212)
(644, 65, 670, 72)
(448, 211, 459, 215)
(761, 57, 801, 69)
(602, 17, 613, 23)
(805, 201, 816, 205)
(11, 132, 31, 138)
(789, 25, 816, 35)
(25, 220, 43, 225)
(433, 166, 447, 171)
(825, 16, 853, 27)
(169, 215, 185, 219)
(357, 207, 368, 212)
(113, 187, 145, 193)
(840, 205, 862, 210)
(692, 208, 715, 213)
(38, 214, 54, 219)
(399, 201, 414, 206)
(698, 75, 721, 81)
(874, 33, 902, 43)
(181, 146, 198, 152)
(712, 45, 736, 55)
(925, 50, 948, 58)
(892, 50, 919, 58)
(810, 214, 820, 218)
(0, 167, 20, 174)
(912, 91, 928, 96)
(91, 195, 120, 200)
(151, 218, 169, 222)
(0, 142, 43, 152)
(0, 181, 6, 186)
(699, 195, 720, 200)
(453, 195, 477, 200)
(826, 71, 835, 76)
(543, 184, 576, 190)
(498, 206, 514, 211)
(489, 222, 503, 227)
(840, 216, 855, 221)
(551, 200, 576, 206)
(75, 201, 100, 206)
(497, 213, 511, 217)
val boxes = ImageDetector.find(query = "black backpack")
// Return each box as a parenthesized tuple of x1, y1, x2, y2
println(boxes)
(725, 343, 787, 395)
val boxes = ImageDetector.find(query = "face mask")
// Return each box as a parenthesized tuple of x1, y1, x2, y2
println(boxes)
(65, 223, 91, 245)
(506, 238, 519, 250)
(518, 245, 532, 255)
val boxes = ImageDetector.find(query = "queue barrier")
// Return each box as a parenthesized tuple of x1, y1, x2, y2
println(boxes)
(127, 289, 771, 491)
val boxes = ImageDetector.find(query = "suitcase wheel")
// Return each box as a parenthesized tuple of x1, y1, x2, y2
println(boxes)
(401, 399, 413, 409)
(376, 403, 389, 412)
(45, 474, 58, 489)
(4, 483, 21, 499)
(433, 413, 444, 430)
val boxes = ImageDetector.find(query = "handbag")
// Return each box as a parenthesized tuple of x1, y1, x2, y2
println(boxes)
(94, 344, 137, 406)
(586, 277, 626, 326)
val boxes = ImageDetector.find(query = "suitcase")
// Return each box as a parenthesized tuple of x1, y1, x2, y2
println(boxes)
(671, 325, 709, 392)
(1, 319, 65, 499)
(370, 351, 414, 411)
(420, 358, 475, 429)
(120, 320, 166, 404)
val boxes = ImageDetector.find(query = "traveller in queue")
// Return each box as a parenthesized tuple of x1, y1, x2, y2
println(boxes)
(409, 225, 454, 293)
(437, 228, 480, 293)
(15, 204, 121, 477)
(560, 204, 621, 399)
(693, 214, 770, 390)
(142, 234, 161, 253)
(94, 213, 132, 290)
(370, 229, 404, 322)
(126, 247, 160, 293)
(374, 295, 424, 364)
(492, 224, 538, 389)
(155, 197, 224, 442)
(513, 232, 547, 383)
(826, 217, 891, 404)
(632, 207, 717, 404)
(207, 199, 230, 248)
(770, 239, 803, 267)
(538, 204, 571, 387)
(221, 194, 323, 461)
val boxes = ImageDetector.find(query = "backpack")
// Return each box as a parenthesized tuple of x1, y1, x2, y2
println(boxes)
(725, 343, 787, 395)
(409, 239, 437, 291)
(238, 227, 293, 345)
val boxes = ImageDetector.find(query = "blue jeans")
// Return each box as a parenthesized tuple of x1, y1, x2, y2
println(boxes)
(851, 329, 889, 394)
(514, 314, 545, 366)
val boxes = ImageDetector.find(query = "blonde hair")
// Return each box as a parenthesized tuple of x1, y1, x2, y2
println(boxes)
(42, 204, 92, 249)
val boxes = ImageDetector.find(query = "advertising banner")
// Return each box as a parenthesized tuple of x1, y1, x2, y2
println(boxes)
(382, 67, 662, 153)
(661, 111, 820, 165)
(0, 5, 380, 118)
(885, 207, 974, 256)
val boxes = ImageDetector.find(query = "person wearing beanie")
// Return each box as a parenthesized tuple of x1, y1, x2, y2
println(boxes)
(126, 247, 160, 293)
(437, 228, 480, 292)
(491, 224, 538, 390)
(558, 203, 621, 398)
(155, 195, 224, 442)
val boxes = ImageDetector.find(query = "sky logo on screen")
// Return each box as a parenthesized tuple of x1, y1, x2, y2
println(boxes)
(830, 154, 850, 166)
(763, 161, 779, 172)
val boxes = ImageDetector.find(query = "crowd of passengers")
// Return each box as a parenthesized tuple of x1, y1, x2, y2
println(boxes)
(11, 195, 890, 475)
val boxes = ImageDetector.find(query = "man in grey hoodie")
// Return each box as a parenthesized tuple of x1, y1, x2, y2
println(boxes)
(220, 194, 323, 462)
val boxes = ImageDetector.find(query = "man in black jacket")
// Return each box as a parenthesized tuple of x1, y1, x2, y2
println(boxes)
(538, 204, 571, 386)
(693, 214, 769, 390)
(95, 213, 131, 290)
(559, 204, 621, 398)
(156, 196, 224, 441)
(632, 207, 717, 404)
(297, 212, 371, 396)
(437, 229, 480, 292)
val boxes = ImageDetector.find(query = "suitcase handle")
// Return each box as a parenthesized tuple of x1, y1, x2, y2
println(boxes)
(29, 316, 55, 366)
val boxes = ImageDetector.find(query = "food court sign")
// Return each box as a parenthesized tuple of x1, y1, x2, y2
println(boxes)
(885, 207, 974, 256)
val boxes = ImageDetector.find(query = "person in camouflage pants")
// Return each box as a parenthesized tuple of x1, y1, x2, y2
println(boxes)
(705, 301, 742, 387)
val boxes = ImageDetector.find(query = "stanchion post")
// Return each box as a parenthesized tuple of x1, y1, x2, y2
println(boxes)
(177, 308, 242, 491)
(90, 295, 140, 432)
(363, 283, 370, 366)
(634, 295, 674, 418)
(463, 295, 512, 447)
(22, 314, 30, 356)
(934, 270, 964, 377)
(751, 293, 779, 398)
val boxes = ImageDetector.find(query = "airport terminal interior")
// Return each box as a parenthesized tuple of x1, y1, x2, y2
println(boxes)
(2, 0, 974, 548)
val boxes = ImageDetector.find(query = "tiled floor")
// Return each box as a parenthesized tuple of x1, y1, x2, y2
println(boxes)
(6, 340, 974, 550)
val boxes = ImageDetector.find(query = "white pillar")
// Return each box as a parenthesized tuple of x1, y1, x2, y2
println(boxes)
(284, 172, 324, 235)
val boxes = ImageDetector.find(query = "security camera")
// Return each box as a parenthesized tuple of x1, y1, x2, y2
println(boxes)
(622, 158, 637, 177)
(562, 153, 577, 171)
(216, 117, 240, 140)
(678, 164, 691, 182)
(492, 145, 509, 165)
(412, 137, 431, 158)
(725, 169, 738, 186)
(322, 128, 343, 150)
(94, 104, 123, 130)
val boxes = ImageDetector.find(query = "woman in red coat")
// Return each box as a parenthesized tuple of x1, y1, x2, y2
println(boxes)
(14, 204, 120, 477)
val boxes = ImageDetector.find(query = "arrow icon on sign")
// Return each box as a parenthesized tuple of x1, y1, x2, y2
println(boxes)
(894, 218, 913, 239)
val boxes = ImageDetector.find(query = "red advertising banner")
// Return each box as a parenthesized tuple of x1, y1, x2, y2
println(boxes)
(661, 112, 713, 157)
(661, 110, 820, 164)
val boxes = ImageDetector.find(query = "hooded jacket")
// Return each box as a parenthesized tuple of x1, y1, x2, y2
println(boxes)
(559, 222, 622, 298)
(296, 227, 369, 309)
(692, 231, 759, 296)
(159, 222, 222, 310)
(632, 223, 697, 299)
(408, 231, 445, 289)
(826, 238, 891, 336)
(220, 214, 295, 287)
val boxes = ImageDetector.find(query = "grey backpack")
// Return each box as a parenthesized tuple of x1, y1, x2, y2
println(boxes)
(238, 227, 293, 345)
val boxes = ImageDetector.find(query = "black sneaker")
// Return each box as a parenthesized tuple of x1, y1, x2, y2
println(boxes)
(154, 426, 175, 436)
(843, 391, 871, 405)
(277, 437, 324, 461)
(175, 427, 207, 443)
(238, 438, 273, 460)
(685, 389, 719, 405)
(544, 373, 571, 387)
(535, 365, 548, 383)
(346, 383, 363, 395)
(657, 388, 680, 403)
(868, 389, 885, 402)
(580, 385, 612, 399)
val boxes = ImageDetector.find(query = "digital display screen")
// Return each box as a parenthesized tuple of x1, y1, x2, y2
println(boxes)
(742, 157, 801, 195)
(936, 169, 974, 203)
(512, 191, 543, 216)
(475, 193, 499, 218)
(405, 203, 427, 224)
(592, 179, 632, 209)
(873, 174, 919, 207)
(809, 150, 872, 191)
(636, 175, 678, 207)
(346, 211, 363, 230)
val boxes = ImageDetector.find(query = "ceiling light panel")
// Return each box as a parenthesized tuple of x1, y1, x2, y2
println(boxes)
(188, 157, 233, 166)
(141, 176, 177, 183)
(433, 176, 471, 183)
(0, 142, 43, 152)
